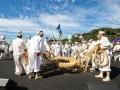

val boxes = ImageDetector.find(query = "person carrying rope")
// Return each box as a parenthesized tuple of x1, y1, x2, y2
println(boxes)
(95, 31, 111, 82)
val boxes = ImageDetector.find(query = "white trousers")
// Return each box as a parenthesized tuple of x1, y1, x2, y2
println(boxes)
(13, 53, 23, 75)
(28, 52, 43, 73)
(54, 52, 61, 56)
(92, 60, 97, 68)
(99, 50, 111, 72)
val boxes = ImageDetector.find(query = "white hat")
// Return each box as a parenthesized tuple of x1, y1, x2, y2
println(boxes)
(35, 31, 40, 35)
(89, 39, 93, 42)
(98, 31, 105, 35)
(17, 31, 22, 36)
(75, 42, 78, 44)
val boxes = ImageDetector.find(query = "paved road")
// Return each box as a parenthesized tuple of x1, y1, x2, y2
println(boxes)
(0, 59, 120, 90)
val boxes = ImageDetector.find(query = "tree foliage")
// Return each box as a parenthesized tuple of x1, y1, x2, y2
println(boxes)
(61, 38, 69, 44)
(71, 27, 120, 43)
(59, 28, 120, 44)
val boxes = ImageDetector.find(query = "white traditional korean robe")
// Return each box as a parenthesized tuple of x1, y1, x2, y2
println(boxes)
(28, 35, 49, 73)
(98, 36, 111, 72)
(12, 38, 26, 75)
(113, 44, 120, 61)
(50, 43, 56, 56)
(71, 45, 80, 58)
(26, 39, 31, 50)
(54, 43, 62, 56)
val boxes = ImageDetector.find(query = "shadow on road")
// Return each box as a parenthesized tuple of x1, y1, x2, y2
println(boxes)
(3, 79, 28, 90)
(15, 86, 28, 90)
(42, 68, 80, 78)
(111, 66, 120, 79)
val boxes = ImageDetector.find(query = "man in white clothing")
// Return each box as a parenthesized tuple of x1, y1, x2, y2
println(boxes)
(54, 42, 62, 56)
(71, 42, 80, 59)
(50, 41, 56, 57)
(28, 31, 50, 79)
(26, 35, 32, 50)
(9, 44, 13, 60)
(63, 42, 70, 57)
(12, 31, 26, 76)
(95, 31, 111, 82)
(88, 40, 98, 72)
(113, 42, 120, 61)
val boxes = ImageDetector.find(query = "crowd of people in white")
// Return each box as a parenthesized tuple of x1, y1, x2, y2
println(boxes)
(6, 30, 120, 81)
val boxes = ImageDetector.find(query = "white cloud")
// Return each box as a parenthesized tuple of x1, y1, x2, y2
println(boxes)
(76, 0, 120, 30)
(0, 18, 37, 27)
(100, 0, 120, 20)
(0, 17, 60, 39)
(40, 14, 81, 28)
(105, 0, 120, 23)
(23, 6, 31, 11)
(1, 0, 120, 40)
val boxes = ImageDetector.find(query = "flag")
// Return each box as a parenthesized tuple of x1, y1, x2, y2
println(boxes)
(56, 24, 62, 36)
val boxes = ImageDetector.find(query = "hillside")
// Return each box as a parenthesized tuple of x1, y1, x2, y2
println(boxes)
(70, 28, 120, 43)
(82, 28, 120, 41)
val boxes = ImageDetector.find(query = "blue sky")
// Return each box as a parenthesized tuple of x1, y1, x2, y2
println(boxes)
(0, 0, 120, 40)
